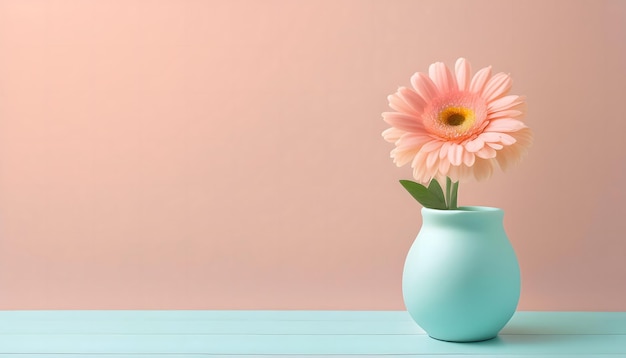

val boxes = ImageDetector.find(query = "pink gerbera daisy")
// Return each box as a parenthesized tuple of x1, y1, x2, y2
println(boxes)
(382, 58, 532, 184)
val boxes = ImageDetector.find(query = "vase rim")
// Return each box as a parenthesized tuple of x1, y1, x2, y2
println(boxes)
(422, 206, 502, 213)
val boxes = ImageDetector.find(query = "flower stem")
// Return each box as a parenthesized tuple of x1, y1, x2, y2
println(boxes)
(451, 180, 459, 209)
(445, 177, 459, 210)
(445, 177, 452, 209)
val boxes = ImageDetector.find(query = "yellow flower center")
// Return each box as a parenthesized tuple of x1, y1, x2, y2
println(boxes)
(423, 93, 487, 141)
(438, 106, 476, 137)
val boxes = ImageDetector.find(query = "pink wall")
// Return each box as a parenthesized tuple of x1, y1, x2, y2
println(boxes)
(0, 0, 625, 310)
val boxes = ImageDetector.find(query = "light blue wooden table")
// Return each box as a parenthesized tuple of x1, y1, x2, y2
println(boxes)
(0, 311, 624, 356)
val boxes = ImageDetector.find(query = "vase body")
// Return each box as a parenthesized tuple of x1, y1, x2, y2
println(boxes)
(403, 206, 520, 342)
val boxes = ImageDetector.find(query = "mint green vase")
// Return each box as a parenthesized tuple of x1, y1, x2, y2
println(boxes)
(402, 206, 520, 342)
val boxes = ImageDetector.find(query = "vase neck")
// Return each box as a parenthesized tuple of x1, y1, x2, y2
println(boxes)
(421, 206, 504, 228)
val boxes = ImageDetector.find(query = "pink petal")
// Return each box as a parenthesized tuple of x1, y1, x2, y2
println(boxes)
(478, 132, 504, 142)
(410, 72, 439, 103)
(393, 133, 432, 165)
(496, 128, 533, 169)
(487, 142, 504, 150)
(421, 140, 443, 153)
(428, 61, 457, 94)
(397, 133, 433, 149)
(516, 127, 534, 145)
(484, 118, 527, 132)
(448, 143, 463, 166)
(382, 112, 423, 132)
(446, 166, 459, 182)
(438, 157, 451, 175)
(449, 164, 473, 183)
(487, 95, 525, 112)
(392, 146, 419, 166)
(496, 142, 523, 169)
(398, 87, 427, 114)
(482, 72, 512, 102)
(411, 150, 427, 168)
(476, 146, 497, 159)
(469, 66, 492, 94)
(497, 133, 517, 145)
(382, 127, 404, 142)
(487, 109, 524, 120)
(455, 58, 471, 92)
(412, 151, 434, 184)
(473, 159, 495, 181)
(463, 151, 475, 166)
(397, 133, 431, 147)
(439, 141, 451, 159)
(495, 150, 511, 170)
(387, 92, 415, 115)
(426, 149, 439, 169)
(392, 132, 430, 166)
(479, 132, 517, 146)
(465, 138, 485, 153)
(426, 164, 440, 183)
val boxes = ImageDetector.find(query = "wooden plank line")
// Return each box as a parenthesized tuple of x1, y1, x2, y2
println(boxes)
(1, 312, 625, 335)
(0, 333, 624, 355)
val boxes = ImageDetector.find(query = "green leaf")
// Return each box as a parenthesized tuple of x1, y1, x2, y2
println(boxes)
(399, 180, 447, 210)
(427, 179, 446, 205)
